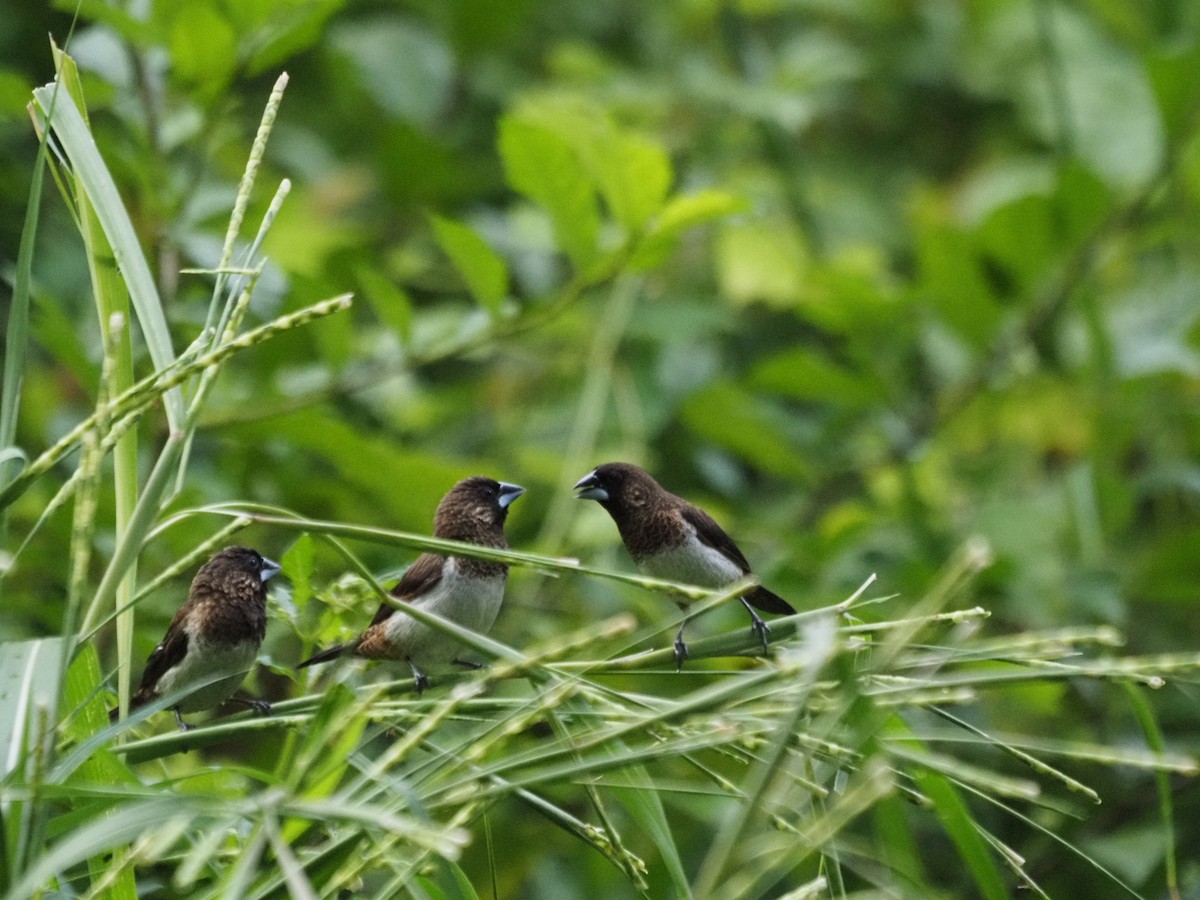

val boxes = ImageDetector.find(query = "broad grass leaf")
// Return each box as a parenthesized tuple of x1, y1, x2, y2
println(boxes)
(32, 72, 183, 429)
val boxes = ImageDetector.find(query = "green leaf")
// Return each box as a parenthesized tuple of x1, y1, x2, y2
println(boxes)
(222, 411, 468, 531)
(913, 224, 1001, 350)
(750, 348, 881, 408)
(1054, 163, 1112, 241)
(51, 0, 156, 44)
(168, 2, 238, 98)
(871, 794, 928, 887)
(62, 645, 138, 900)
(356, 266, 413, 342)
(0, 638, 65, 782)
(655, 189, 746, 236)
(263, 186, 365, 279)
(288, 684, 369, 800)
(976, 193, 1056, 291)
(332, 17, 454, 128)
(414, 861, 481, 900)
(0, 637, 65, 882)
(1, 64, 50, 494)
(1123, 682, 1179, 897)
(234, 0, 348, 75)
(48, 50, 143, 719)
(282, 533, 316, 613)
(6, 798, 222, 900)
(1147, 41, 1200, 141)
(1106, 272, 1200, 378)
(716, 220, 809, 308)
(429, 214, 509, 314)
(631, 189, 745, 270)
(680, 382, 811, 479)
(594, 131, 672, 233)
(498, 116, 599, 267)
(1004, 4, 1164, 191)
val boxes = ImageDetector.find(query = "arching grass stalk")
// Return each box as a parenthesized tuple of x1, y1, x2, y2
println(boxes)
(0, 294, 353, 515)
(78, 294, 354, 645)
(205, 72, 290, 341)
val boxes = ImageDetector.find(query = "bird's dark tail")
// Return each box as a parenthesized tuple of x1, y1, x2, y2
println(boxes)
(745, 585, 796, 615)
(108, 689, 152, 723)
(297, 643, 353, 669)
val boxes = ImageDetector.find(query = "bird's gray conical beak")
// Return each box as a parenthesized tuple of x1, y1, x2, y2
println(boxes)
(573, 470, 608, 501)
(497, 482, 526, 509)
(260, 556, 282, 582)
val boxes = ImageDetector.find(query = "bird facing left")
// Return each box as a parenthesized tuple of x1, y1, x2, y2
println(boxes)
(110, 546, 281, 731)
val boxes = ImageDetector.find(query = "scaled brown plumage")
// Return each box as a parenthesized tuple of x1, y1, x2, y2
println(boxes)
(297, 476, 525, 693)
(112, 546, 280, 731)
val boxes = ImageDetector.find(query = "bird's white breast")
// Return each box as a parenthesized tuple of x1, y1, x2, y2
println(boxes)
(640, 528, 745, 591)
(155, 627, 259, 713)
(381, 557, 506, 668)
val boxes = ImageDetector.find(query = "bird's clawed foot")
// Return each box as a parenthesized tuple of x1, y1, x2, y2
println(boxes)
(173, 709, 194, 732)
(673, 623, 691, 671)
(750, 615, 771, 655)
(248, 699, 272, 717)
(229, 696, 272, 717)
(409, 662, 430, 694)
(742, 599, 771, 654)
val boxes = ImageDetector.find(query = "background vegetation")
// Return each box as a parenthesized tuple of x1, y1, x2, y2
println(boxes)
(2, 0, 1199, 897)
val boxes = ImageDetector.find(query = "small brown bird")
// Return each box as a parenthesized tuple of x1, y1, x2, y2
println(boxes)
(574, 462, 795, 667)
(297, 476, 525, 692)
(113, 546, 281, 731)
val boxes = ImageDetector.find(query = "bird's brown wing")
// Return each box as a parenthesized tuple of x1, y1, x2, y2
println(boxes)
(680, 503, 753, 573)
(369, 553, 446, 626)
(681, 504, 796, 614)
(131, 618, 190, 704)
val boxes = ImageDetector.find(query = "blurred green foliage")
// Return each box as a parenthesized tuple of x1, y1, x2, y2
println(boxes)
(2, 0, 1200, 896)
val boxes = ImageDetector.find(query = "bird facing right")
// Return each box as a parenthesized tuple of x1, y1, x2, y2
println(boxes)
(297, 476, 525, 691)
(574, 462, 795, 667)
(113, 545, 281, 731)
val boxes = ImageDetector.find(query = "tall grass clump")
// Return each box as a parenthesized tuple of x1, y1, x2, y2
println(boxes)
(0, 45, 1196, 900)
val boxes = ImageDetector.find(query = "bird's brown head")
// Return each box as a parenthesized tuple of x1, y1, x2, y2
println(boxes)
(434, 476, 526, 541)
(193, 546, 281, 602)
(573, 463, 664, 516)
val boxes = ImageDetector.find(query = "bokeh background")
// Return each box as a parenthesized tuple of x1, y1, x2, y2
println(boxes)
(2, 1, 1199, 896)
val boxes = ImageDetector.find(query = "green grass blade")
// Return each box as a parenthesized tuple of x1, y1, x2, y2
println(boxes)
(1123, 682, 1178, 900)
(78, 430, 185, 639)
(692, 626, 836, 896)
(606, 763, 691, 898)
(913, 768, 1010, 900)
(0, 83, 51, 509)
(205, 72, 289, 340)
(29, 80, 183, 430)
(47, 50, 142, 718)
(0, 294, 353, 513)
(60, 645, 138, 900)
(178, 504, 777, 604)
(0, 638, 65, 883)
